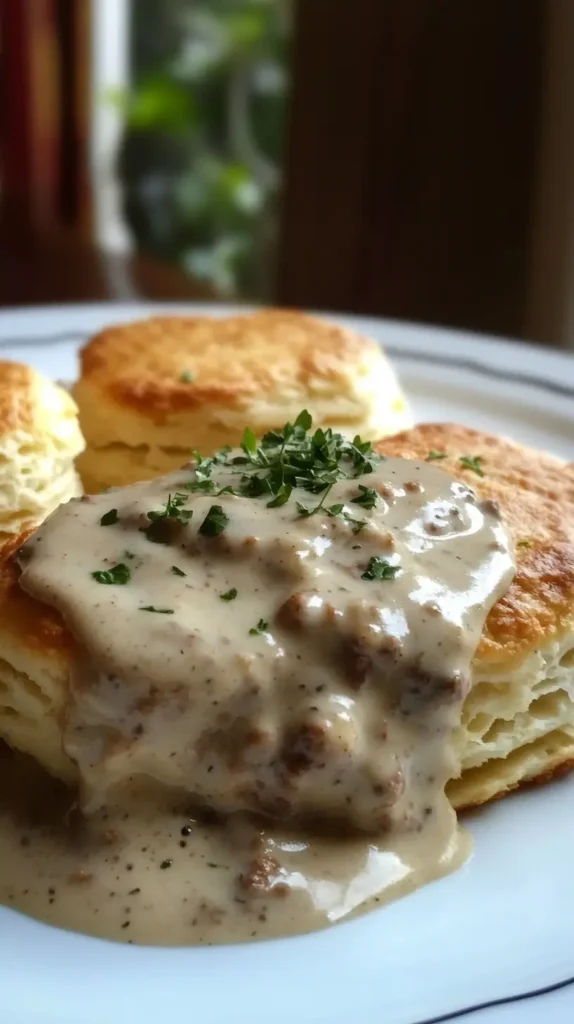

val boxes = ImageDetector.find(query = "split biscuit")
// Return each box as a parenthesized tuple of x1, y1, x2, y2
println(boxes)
(0, 361, 84, 544)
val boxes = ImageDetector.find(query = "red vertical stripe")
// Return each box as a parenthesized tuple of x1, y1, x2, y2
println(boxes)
(0, 0, 61, 221)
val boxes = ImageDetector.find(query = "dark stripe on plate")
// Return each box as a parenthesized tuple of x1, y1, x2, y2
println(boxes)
(383, 344, 574, 400)
(414, 973, 574, 1023)
(0, 330, 572, 400)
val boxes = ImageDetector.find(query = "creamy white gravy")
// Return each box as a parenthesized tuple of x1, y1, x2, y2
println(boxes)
(5, 445, 514, 945)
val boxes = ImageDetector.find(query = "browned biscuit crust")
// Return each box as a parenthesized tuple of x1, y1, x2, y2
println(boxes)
(77, 310, 384, 420)
(377, 423, 574, 672)
(0, 362, 40, 434)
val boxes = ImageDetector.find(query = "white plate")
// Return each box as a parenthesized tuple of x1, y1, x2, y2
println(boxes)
(0, 303, 573, 1024)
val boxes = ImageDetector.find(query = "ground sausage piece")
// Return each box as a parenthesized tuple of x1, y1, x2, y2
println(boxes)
(238, 853, 286, 897)
(281, 722, 327, 775)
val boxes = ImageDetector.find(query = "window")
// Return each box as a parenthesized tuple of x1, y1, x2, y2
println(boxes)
(98, 0, 291, 300)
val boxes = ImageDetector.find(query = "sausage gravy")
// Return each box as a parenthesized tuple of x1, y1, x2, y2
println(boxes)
(2, 424, 514, 944)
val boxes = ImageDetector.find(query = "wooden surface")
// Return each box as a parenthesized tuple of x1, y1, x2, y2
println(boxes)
(0, 217, 215, 306)
(278, 0, 546, 342)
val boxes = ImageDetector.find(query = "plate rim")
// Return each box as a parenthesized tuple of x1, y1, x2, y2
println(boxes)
(0, 302, 572, 1024)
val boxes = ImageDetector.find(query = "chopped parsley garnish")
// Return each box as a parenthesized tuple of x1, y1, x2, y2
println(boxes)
(171, 565, 186, 577)
(249, 619, 268, 635)
(294, 409, 312, 431)
(344, 513, 367, 533)
(189, 447, 232, 482)
(148, 492, 192, 525)
(139, 606, 174, 614)
(361, 557, 400, 581)
(297, 498, 366, 534)
(199, 504, 229, 537)
(153, 413, 383, 543)
(179, 370, 194, 383)
(220, 588, 238, 601)
(517, 540, 531, 548)
(145, 492, 193, 542)
(296, 488, 339, 518)
(184, 411, 381, 517)
(184, 478, 216, 495)
(100, 508, 119, 526)
(241, 427, 258, 459)
(427, 451, 447, 461)
(91, 563, 131, 585)
(266, 484, 292, 508)
(350, 485, 378, 509)
(459, 455, 485, 477)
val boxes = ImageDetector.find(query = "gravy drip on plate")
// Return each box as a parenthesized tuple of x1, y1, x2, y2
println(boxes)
(7, 431, 514, 945)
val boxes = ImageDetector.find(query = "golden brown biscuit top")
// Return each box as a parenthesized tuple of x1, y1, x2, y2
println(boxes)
(377, 424, 574, 668)
(0, 359, 79, 441)
(78, 310, 383, 416)
(0, 361, 42, 435)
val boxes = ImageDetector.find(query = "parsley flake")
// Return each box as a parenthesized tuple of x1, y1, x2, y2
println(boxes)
(171, 565, 186, 577)
(296, 501, 313, 518)
(184, 412, 382, 517)
(266, 484, 292, 508)
(344, 513, 367, 533)
(220, 588, 237, 601)
(361, 557, 400, 581)
(294, 409, 312, 431)
(199, 504, 229, 537)
(427, 451, 447, 461)
(179, 370, 194, 383)
(91, 563, 131, 585)
(139, 606, 174, 614)
(249, 619, 268, 635)
(184, 478, 216, 495)
(100, 508, 119, 526)
(459, 455, 485, 477)
(145, 493, 193, 542)
(350, 485, 378, 509)
(517, 540, 531, 548)
(296, 481, 338, 518)
(147, 492, 192, 525)
(241, 427, 258, 459)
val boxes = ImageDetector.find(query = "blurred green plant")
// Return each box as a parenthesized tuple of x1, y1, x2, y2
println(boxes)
(113, 0, 290, 298)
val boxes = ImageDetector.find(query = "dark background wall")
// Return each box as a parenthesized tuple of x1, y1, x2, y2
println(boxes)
(278, 0, 545, 342)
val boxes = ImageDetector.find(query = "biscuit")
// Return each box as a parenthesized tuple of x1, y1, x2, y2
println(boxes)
(0, 534, 73, 783)
(73, 310, 411, 491)
(376, 423, 574, 808)
(1, 424, 573, 814)
(0, 361, 84, 542)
